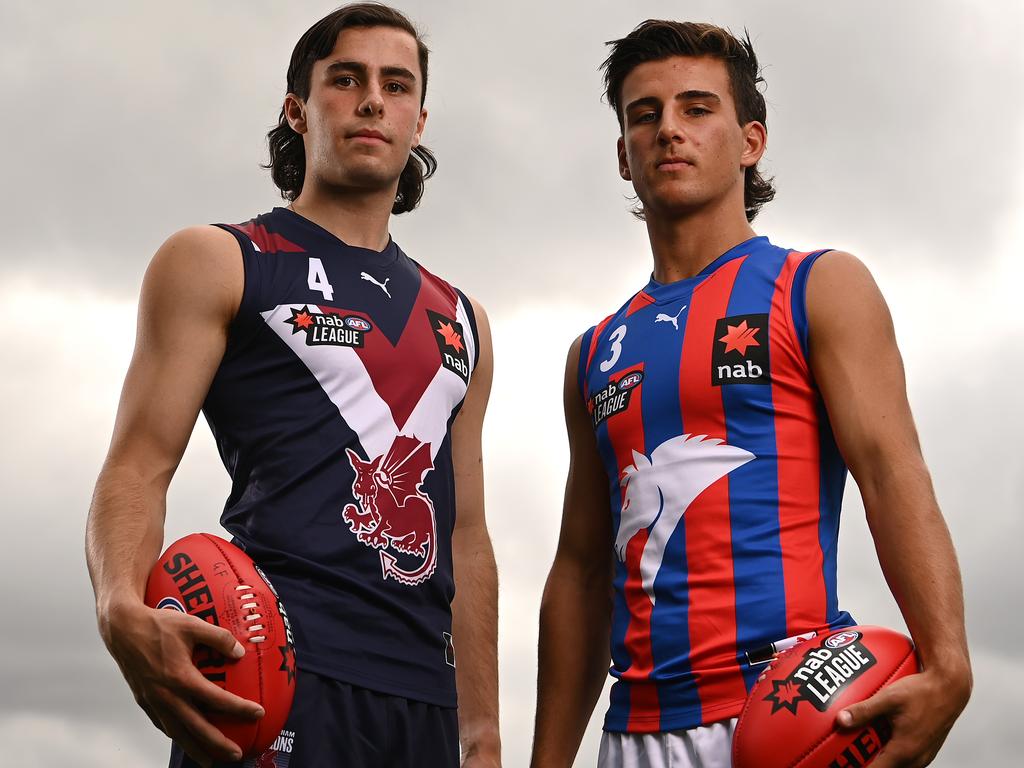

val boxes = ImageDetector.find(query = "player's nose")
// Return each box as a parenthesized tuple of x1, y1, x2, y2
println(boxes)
(358, 85, 385, 117)
(656, 115, 685, 145)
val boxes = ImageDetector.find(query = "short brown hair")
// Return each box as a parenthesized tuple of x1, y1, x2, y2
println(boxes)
(265, 3, 436, 214)
(601, 20, 775, 222)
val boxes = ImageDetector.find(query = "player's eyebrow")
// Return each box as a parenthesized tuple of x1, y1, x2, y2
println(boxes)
(325, 60, 417, 84)
(678, 90, 721, 104)
(624, 90, 722, 114)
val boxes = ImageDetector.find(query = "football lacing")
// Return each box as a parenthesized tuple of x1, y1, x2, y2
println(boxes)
(235, 584, 266, 644)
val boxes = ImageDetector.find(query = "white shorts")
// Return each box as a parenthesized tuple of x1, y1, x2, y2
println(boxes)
(597, 719, 737, 768)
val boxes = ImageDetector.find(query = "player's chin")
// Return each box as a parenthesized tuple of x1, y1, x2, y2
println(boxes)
(638, 188, 705, 218)
(334, 159, 405, 193)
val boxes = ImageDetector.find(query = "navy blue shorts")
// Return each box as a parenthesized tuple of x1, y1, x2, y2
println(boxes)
(170, 671, 459, 768)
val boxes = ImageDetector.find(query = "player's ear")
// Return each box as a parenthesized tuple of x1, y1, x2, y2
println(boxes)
(411, 107, 427, 149)
(617, 136, 631, 181)
(284, 93, 308, 135)
(740, 120, 766, 169)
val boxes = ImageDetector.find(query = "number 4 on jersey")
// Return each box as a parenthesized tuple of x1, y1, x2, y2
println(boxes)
(308, 257, 334, 300)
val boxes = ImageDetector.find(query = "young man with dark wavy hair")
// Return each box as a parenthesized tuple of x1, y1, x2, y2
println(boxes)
(532, 20, 970, 768)
(86, 5, 500, 767)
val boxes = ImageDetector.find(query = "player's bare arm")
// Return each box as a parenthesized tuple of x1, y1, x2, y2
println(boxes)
(450, 297, 501, 767)
(86, 226, 263, 766)
(806, 251, 972, 768)
(531, 335, 614, 768)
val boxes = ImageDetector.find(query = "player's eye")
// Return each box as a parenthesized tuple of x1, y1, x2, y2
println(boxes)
(334, 76, 356, 87)
(384, 81, 407, 94)
(687, 106, 710, 117)
(634, 111, 658, 124)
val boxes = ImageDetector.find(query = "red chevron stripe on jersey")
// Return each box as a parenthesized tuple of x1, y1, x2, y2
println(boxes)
(232, 221, 305, 253)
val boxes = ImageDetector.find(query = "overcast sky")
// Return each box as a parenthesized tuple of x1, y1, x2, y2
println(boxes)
(1, 1, 1021, 765)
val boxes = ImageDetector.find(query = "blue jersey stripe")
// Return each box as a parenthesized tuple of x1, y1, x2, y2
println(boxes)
(790, 249, 831, 360)
(817, 402, 850, 625)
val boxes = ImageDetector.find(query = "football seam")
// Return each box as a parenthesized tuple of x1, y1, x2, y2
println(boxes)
(788, 647, 918, 768)
(200, 534, 268, 754)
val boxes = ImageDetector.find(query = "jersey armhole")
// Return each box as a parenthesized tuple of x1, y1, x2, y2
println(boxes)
(790, 249, 833, 361)
(577, 325, 598, 401)
(212, 222, 261, 346)
(453, 288, 480, 371)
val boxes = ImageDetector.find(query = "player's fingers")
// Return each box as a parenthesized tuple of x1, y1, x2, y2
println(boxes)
(133, 692, 167, 735)
(179, 665, 265, 720)
(865, 740, 922, 768)
(837, 687, 897, 729)
(160, 691, 244, 764)
(184, 615, 245, 660)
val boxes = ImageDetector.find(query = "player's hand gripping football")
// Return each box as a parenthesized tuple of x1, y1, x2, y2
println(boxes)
(101, 599, 265, 766)
(836, 667, 971, 767)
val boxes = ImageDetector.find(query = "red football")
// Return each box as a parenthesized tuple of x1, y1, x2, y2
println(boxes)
(733, 626, 919, 768)
(144, 533, 297, 756)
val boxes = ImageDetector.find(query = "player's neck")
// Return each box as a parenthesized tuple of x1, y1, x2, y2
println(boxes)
(289, 184, 395, 252)
(646, 202, 757, 284)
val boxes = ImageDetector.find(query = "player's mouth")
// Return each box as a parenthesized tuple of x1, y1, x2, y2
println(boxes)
(348, 128, 390, 144)
(657, 156, 694, 171)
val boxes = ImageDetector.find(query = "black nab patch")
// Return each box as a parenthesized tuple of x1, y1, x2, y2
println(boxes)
(427, 310, 470, 383)
(285, 306, 371, 348)
(712, 313, 770, 386)
(589, 370, 643, 427)
(764, 633, 877, 714)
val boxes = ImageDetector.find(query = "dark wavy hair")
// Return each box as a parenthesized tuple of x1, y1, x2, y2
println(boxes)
(265, 3, 436, 214)
(601, 20, 775, 222)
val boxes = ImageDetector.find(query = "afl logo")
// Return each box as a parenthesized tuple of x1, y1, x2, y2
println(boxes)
(156, 596, 186, 613)
(825, 630, 861, 649)
(344, 316, 372, 332)
(617, 372, 644, 392)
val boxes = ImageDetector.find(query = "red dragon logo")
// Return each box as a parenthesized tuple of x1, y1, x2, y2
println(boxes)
(342, 435, 437, 586)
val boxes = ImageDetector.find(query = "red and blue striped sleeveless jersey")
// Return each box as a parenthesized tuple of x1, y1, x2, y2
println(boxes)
(577, 236, 854, 733)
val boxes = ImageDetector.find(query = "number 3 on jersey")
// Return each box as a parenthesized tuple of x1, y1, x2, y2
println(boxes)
(308, 257, 334, 300)
(599, 324, 627, 372)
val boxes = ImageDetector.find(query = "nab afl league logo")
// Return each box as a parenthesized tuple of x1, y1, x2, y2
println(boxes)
(711, 313, 771, 386)
(284, 306, 373, 348)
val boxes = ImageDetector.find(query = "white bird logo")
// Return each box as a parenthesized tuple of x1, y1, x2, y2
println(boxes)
(615, 434, 754, 605)
(360, 272, 391, 298)
(655, 304, 687, 330)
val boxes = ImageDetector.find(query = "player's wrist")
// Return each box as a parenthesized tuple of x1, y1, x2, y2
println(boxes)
(460, 723, 501, 762)
(95, 593, 149, 645)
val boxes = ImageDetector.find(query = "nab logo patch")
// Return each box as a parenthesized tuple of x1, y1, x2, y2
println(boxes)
(712, 313, 770, 386)
(428, 310, 470, 383)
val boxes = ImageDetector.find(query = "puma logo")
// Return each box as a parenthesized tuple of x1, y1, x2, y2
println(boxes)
(360, 272, 391, 298)
(655, 305, 687, 330)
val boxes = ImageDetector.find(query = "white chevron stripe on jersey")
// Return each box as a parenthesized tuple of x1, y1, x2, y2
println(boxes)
(402, 364, 468, 457)
(261, 304, 397, 461)
(261, 304, 465, 461)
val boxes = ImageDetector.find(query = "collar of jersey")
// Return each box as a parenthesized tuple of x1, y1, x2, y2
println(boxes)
(641, 235, 768, 304)
(274, 206, 400, 268)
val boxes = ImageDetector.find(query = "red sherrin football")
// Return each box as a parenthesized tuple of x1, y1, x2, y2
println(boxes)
(733, 626, 919, 768)
(144, 533, 297, 757)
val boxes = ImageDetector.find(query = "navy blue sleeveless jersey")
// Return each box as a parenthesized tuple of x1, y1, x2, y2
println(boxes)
(203, 207, 479, 707)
